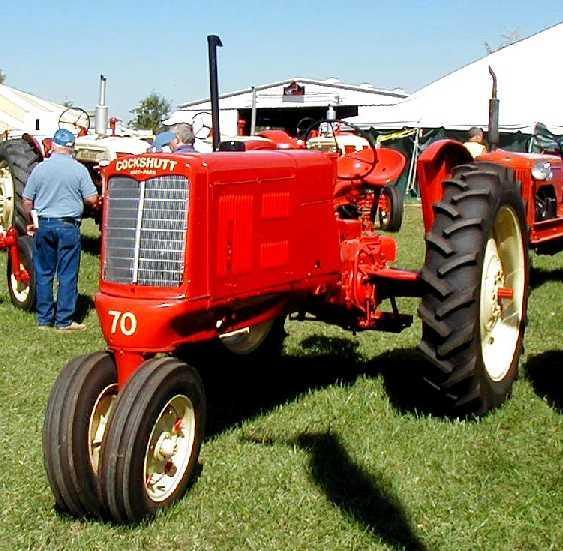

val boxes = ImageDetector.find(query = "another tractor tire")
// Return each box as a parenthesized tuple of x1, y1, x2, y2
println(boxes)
(0, 138, 41, 234)
(185, 316, 287, 367)
(378, 185, 404, 232)
(6, 235, 35, 311)
(418, 162, 528, 417)
(219, 317, 286, 358)
(100, 357, 206, 523)
(42, 352, 118, 518)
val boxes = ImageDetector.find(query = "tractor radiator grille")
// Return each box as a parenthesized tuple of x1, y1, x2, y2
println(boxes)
(104, 175, 189, 287)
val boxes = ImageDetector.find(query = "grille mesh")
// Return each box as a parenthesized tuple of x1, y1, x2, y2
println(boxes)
(104, 175, 188, 286)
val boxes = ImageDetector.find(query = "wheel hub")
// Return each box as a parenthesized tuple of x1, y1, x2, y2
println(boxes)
(481, 246, 504, 334)
(144, 394, 195, 503)
(154, 432, 177, 461)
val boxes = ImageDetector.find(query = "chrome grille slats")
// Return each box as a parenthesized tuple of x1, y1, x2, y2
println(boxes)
(104, 177, 139, 283)
(104, 175, 188, 287)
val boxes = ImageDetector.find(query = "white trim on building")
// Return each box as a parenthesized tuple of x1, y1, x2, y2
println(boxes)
(166, 77, 408, 141)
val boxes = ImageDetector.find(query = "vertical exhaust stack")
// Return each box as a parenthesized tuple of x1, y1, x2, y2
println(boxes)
(488, 66, 499, 151)
(207, 35, 223, 151)
(95, 74, 109, 136)
(95, 75, 108, 136)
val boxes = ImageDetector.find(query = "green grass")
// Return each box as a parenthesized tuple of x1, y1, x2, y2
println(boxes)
(0, 207, 561, 550)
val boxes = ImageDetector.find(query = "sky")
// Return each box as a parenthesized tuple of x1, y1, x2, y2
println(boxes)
(1, 1, 561, 122)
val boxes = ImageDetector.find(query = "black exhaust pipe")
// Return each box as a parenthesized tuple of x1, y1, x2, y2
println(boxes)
(207, 35, 223, 152)
(488, 66, 499, 151)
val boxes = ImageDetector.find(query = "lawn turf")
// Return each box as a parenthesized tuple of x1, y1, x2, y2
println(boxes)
(0, 206, 561, 550)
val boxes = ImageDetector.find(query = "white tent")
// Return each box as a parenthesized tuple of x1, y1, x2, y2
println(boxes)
(348, 22, 563, 134)
(0, 84, 65, 137)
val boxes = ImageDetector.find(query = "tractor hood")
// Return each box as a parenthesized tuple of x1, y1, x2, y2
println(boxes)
(74, 135, 149, 163)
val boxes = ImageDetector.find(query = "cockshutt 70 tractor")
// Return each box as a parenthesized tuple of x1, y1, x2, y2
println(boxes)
(41, 37, 561, 523)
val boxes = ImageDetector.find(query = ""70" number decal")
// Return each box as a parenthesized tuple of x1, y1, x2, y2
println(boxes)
(108, 310, 138, 336)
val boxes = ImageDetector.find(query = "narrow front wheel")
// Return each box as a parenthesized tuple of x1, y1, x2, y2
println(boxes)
(42, 352, 117, 518)
(100, 357, 206, 523)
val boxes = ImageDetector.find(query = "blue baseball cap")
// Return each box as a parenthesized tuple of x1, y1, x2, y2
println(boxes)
(153, 130, 175, 151)
(53, 128, 76, 147)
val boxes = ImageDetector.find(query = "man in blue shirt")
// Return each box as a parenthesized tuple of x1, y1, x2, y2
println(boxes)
(23, 128, 98, 331)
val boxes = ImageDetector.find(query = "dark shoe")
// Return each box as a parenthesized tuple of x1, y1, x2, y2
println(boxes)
(56, 322, 87, 332)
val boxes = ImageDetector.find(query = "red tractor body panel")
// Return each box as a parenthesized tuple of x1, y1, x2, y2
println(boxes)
(100, 151, 341, 300)
(418, 141, 563, 248)
(96, 150, 406, 379)
(416, 139, 474, 233)
(97, 150, 413, 384)
(478, 149, 563, 247)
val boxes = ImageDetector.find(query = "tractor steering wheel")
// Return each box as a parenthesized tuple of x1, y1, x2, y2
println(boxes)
(304, 118, 378, 181)
(296, 117, 317, 140)
(58, 107, 91, 136)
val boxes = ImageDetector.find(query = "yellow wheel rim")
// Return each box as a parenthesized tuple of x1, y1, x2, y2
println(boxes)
(479, 206, 526, 381)
(0, 161, 14, 231)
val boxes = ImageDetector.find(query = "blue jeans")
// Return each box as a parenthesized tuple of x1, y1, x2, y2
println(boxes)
(33, 219, 81, 328)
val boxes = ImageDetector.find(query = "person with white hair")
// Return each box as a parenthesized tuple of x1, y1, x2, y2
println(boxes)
(170, 123, 196, 154)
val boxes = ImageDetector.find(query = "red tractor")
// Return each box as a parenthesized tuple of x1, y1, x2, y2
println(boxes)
(41, 37, 560, 523)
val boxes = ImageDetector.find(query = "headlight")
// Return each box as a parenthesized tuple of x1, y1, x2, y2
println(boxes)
(531, 161, 552, 180)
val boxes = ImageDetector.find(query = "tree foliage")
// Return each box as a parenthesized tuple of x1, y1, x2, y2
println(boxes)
(129, 93, 171, 132)
(0, 70, 5, 84)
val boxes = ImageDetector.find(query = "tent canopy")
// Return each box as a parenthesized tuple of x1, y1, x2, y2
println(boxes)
(347, 22, 563, 134)
(0, 84, 65, 137)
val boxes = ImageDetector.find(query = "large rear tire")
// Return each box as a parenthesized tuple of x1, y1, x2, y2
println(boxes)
(42, 352, 117, 518)
(0, 138, 41, 234)
(418, 163, 528, 416)
(6, 235, 35, 311)
(100, 357, 206, 523)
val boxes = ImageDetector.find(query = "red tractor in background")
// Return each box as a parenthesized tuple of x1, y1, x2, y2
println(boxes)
(40, 36, 557, 523)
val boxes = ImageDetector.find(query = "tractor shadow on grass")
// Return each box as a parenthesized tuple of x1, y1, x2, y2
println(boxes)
(194, 336, 446, 440)
(81, 234, 100, 256)
(73, 294, 95, 323)
(524, 350, 563, 412)
(244, 431, 427, 551)
(530, 266, 563, 290)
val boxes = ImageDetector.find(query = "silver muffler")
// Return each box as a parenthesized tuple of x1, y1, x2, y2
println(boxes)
(95, 74, 109, 136)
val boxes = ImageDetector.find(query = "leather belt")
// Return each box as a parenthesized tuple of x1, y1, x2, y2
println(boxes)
(39, 217, 81, 226)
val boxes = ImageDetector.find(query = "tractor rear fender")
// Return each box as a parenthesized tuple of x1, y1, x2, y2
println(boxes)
(417, 139, 473, 233)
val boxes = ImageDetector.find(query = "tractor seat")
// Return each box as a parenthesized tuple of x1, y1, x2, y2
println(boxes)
(337, 147, 406, 187)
